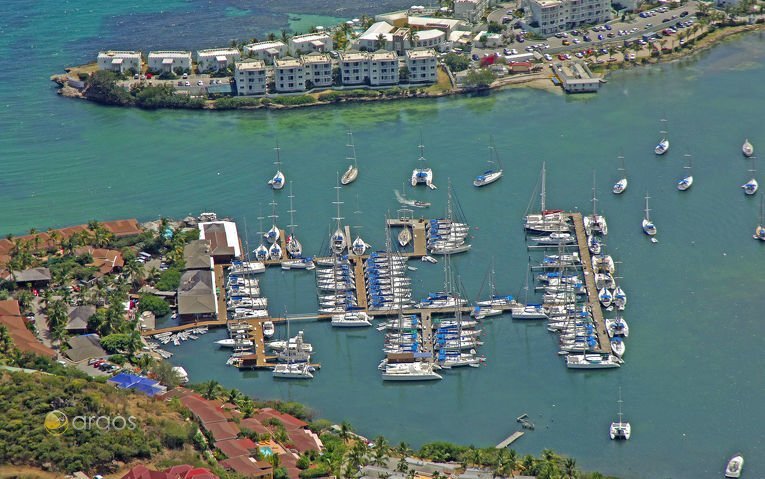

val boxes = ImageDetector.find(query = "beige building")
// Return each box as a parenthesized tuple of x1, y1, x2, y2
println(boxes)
(274, 57, 306, 92)
(339, 51, 369, 86)
(147, 51, 192, 73)
(368, 51, 400, 86)
(301, 53, 333, 88)
(523, 0, 611, 35)
(243, 41, 287, 64)
(454, 0, 489, 23)
(288, 33, 333, 56)
(196, 48, 241, 72)
(97, 51, 142, 74)
(356, 22, 447, 53)
(234, 60, 267, 96)
(406, 49, 438, 84)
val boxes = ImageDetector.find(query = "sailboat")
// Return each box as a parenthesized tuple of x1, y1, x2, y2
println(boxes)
(476, 259, 516, 309)
(642, 193, 657, 236)
(511, 264, 548, 319)
(268, 241, 282, 260)
(524, 162, 570, 233)
(677, 154, 693, 191)
(612, 155, 628, 195)
(742, 138, 754, 158)
(741, 156, 758, 195)
(272, 311, 314, 379)
(330, 174, 346, 256)
(398, 226, 412, 247)
(268, 141, 286, 190)
(754, 195, 765, 240)
(411, 134, 436, 189)
(584, 172, 608, 235)
(264, 200, 280, 244)
(609, 388, 631, 440)
(350, 196, 369, 256)
(473, 137, 503, 187)
(341, 129, 359, 185)
(654, 118, 669, 155)
(285, 183, 303, 258)
(253, 208, 269, 261)
(428, 180, 472, 255)
(725, 454, 744, 478)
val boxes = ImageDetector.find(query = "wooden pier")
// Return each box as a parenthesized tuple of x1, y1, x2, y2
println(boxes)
(262, 230, 290, 267)
(567, 212, 610, 353)
(351, 256, 368, 310)
(386, 217, 428, 257)
(496, 431, 525, 449)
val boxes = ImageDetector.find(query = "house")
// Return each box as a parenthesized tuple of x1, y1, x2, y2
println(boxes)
(196, 48, 241, 73)
(97, 51, 142, 74)
(273, 57, 306, 93)
(64, 334, 108, 363)
(220, 456, 273, 479)
(66, 305, 96, 334)
(147, 51, 193, 74)
(555, 61, 601, 93)
(355, 21, 397, 51)
(288, 33, 333, 56)
(522, 0, 611, 35)
(183, 240, 213, 270)
(12, 267, 51, 287)
(301, 53, 333, 88)
(234, 60, 267, 96)
(253, 408, 309, 430)
(243, 41, 287, 64)
(406, 16, 463, 35)
(508, 61, 533, 73)
(177, 269, 218, 321)
(454, 0, 489, 23)
(214, 437, 258, 458)
(0, 300, 55, 358)
(121, 464, 219, 479)
(205, 420, 241, 442)
(197, 221, 241, 263)
(405, 49, 438, 84)
(339, 51, 369, 85)
(74, 246, 124, 277)
(368, 51, 400, 86)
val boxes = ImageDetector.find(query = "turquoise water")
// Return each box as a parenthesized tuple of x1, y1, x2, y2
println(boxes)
(2, 1, 765, 477)
(260, 446, 274, 457)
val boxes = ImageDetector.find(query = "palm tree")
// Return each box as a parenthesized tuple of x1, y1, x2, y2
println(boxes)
(376, 33, 388, 50)
(395, 457, 409, 473)
(227, 388, 243, 404)
(339, 421, 353, 443)
(125, 330, 142, 356)
(563, 457, 577, 479)
(372, 436, 390, 466)
(202, 379, 222, 399)
(405, 28, 420, 48)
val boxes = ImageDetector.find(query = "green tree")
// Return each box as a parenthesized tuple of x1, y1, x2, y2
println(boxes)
(444, 53, 470, 72)
(138, 294, 170, 316)
(151, 359, 182, 387)
(86, 70, 133, 106)
(464, 69, 496, 88)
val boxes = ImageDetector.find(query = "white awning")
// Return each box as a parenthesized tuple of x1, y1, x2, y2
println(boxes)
(216, 55, 227, 62)
(162, 58, 174, 65)
(111, 58, 124, 65)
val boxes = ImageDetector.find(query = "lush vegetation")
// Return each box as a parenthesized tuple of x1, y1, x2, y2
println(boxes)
(444, 53, 470, 73)
(85, 70, 132, 105)
(213, 96, 264, 109)
(139, 293, 171, 316)
(464, 69, 497, 88)
(270, 95, 317, 106)
(84, 72, 205, 109)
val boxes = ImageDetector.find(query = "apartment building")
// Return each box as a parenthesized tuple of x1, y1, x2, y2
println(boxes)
(243, 41, 287, 64)
(288, 33, 333, 56)
(301, 53, 333, 88)
(273, 57, 306, 92)
(147, 51, 192, 73)
(523, 0, 612, 35)
(97, 51, 142, 74)
(405, 49, 438, 84)
(196, 48, 241, 72)
(234, 60, 267, 96)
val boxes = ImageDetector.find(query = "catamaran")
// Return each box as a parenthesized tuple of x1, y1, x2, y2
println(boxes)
(606, 314, 629, 338)
(411, 135, 436, 189)
(331, 310, 373, 327)
(742, 138, 754, 158)
(566, 353, 621, 369)
(741, 156, 758, 195)
(268, 141, 286, 190)
(654, 118, 669, 155)
(381, 361, 442, 381)
(677, 154, 693, 191)
(613, 155, 628, 194)
(341, 129, 359, 185)
(642, 193, 657, 236)
(609, 388, 631, 439)
(584, 171, 608, 235)
(473, 137, 503, 187)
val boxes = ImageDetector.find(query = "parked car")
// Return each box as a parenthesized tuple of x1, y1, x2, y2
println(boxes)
(605, 24, 612, 30)
(185, 81, 191, 86)
(133, 74, 140, 80)
(177, 81, 183, 86)
(544, 53, 553, 61)
(583, 35, 591, 42)
(472, 53, 480, 61)
(680, 10, 689, 17)
(597, 34, 604, 40)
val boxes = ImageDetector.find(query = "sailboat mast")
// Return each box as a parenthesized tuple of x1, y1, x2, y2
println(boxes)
(347, 130, 357, 168)
(287, 182, 297, 237)
(591, 171, 598, 217)
(617, 387, 624, 425)
(333, 173, 343, 231)
(418, 132, 426, 166)
(644, 194, 651, 221)
(540, 162, 547, 213)
(274, 141, 281, 167)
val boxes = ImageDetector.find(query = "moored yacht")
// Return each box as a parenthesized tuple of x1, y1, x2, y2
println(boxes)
(382, 361, 442, 381)
(411, 135, 436, 189)
(609, 388, 631, 439)
(331, 310, 373, 327)
(268, 141, 286, 190)
(473, 138, 503, 187)
(742, 138, 754, 157)
(654, 118, 669, 155)
(272, 362, 313, 379)
(613, 155, 628, 195)
(642, 193, 657, 236)
(725, 454, 744, 478)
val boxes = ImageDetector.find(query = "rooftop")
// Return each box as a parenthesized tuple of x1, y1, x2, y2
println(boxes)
(340, 51, 368, 62)
(301, 52, 332, 64)
(244, 41, 286, 50)
(67, 305, 96, 331)
(197, 48, 240, 56)
(177, 270, 217, 315)
(13, 267, 51, 283)
(198, 221, 240, 258)
(274, 57, 303, 68)
(148, 51, 192, 56)
(406, 49, 437, 59)
(369, 50, 398, 60)
(290, 32, 331, 42)
(65, 334, 107, 363)
(99, 50, 141, 57)
(183, 240, 213, 270)
(236, 60, 267, 70)
(0, 300, 55, 358)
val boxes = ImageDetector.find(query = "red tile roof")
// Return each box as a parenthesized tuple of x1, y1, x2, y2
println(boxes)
(215, 437, 257, 459)
(205, 420, 241, 442)
(122, 464, 219, 479)
(179, 394, 228, 425)
(122, 465, 169, 479)
(240, 417, 270, 435)
(221, 455, 273, 479)
(286, 429, 321, 453)
(0, 300, 55, 358)
(279, 453, 301, 479)
(254, 408, 308, 430)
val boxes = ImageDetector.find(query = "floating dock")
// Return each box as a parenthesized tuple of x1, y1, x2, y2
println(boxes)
(496, 431, 525, 449)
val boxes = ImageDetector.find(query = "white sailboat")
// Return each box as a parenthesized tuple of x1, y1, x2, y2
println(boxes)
(654, 118, 669, 155)
(272, 313, 314, 379)
(285, 182, 303, 258)
(512, 265, 548, 320)
(350, 196, 369, 256)
(524, 162, 570, 233)
(264, 200, 280, 244)
(613, 284, 627, 311)
(677, 154, 693, 191)
(642, 193, 657, 236)
(330, 175, 347, 256)
(754, 195, 765, 240)
(411, 134, 436, 189)
(598, 287, 613, 308)
(398, 226, 412, 247)
(741, 156, 758, 195)
(331, 310, 373, 327)
(725, 454, 744, 478)
(341, 129, 359, 185)
(473, 137, 503, 187)
(612, 154, 628, 195)
(268, 141, 286, 190)
(609, 388, 631, 440)
(584, 171, 608, 235)
(742, 138, 754, 158)
(610, 336, 625, 357)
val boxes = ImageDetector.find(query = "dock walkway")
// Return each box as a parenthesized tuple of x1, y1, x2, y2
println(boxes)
(496, 431, 525, 449)
(568, 212, 610, 353)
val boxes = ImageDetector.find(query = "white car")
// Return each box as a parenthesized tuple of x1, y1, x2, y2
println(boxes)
(544, 53, 553, 61)
(197, 80, 204, 86)
(184, 81, 190, 86)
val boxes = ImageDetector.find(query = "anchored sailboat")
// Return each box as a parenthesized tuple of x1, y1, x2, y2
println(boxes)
(609, 388, 631, 440)
(264, 199, 280, 245)
(268, 141, 286, 190)
(341, 129, 359, 185)
(473, 137, 503, 187)
(285, 183, 302, 257)
(677, 154, 693, 191)
(742, 138, 754, 158)
(253, 207, 269, 261)
(654, 118, 669, 155)
(642, 193, 657, 236)
(612, 154, 628, 195)
(754, 195, 765, 240)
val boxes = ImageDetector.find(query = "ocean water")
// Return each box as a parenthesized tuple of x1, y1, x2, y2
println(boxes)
(2, 2, 765, 477)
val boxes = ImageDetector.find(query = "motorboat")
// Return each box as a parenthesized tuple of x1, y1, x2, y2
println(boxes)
(742, 139, 754, 157)
(382, 362, 442, 381)
(398, 226, 412, 247)
(473, 138, 503, 187)
(566, 353, 622, 369)
(725, 454, 744, 478)
(654, 118, 669, 155)
(272, 362, 313, 379)
(610, 336, 625, 357)
(228, 261, 266, 275)
(216, 338, 254, 348)
(331, 311, 373, 327)
(262, 321, 275, 338)
(341, 130, 359, 185)
(532, 232, 575, 245)
(281, 257, 315, 270)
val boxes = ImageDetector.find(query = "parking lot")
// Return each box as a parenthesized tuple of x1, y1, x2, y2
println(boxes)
(118, 72, 233, 95)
